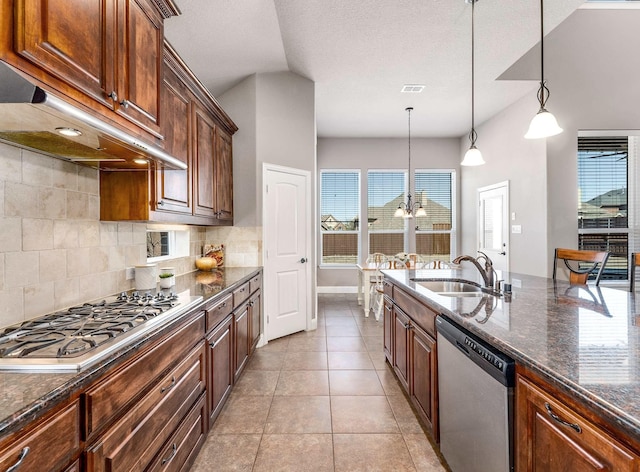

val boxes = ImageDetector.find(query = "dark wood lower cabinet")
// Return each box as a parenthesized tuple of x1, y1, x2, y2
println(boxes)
(383, 297, 392, 362)
(234, 302, 250, 382)
(249, 289, 262, 354)
(207, 314, 233, 425)
(392, 306, 410, 390)
(516, 372, 640, 471)
(409, 323, 438, 442)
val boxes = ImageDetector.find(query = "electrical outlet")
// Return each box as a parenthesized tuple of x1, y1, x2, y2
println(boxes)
(511, 278, 522, 288)
(126, 267, 135, 280)
(511, 225, 522, 234)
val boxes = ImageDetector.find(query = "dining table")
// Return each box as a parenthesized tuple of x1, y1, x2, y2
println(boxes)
(356, 262, 380, 316)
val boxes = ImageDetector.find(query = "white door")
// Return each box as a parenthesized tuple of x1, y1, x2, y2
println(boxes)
(478, 181, 509, 272)
(264, 165, 311, 341)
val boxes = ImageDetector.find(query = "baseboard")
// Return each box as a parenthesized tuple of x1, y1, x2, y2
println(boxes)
(317, 286, 358, 294)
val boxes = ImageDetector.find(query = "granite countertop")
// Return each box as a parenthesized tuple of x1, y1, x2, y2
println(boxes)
(383, 267, 640, 441)
(0, 267, 261, 438)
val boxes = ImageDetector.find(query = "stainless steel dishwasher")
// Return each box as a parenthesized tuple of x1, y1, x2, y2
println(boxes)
(436, 315, 515, 472)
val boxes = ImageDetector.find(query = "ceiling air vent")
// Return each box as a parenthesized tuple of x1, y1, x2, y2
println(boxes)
(401, 84, 425, 93)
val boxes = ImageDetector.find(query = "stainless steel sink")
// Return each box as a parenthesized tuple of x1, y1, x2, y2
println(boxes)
(411, 279, 485, 297)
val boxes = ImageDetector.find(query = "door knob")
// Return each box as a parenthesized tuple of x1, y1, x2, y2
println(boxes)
(300, 257, 307, 263)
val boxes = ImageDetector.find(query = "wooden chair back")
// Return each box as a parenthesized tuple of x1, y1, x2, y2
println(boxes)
(552, 248, 610, 286)
(629, 253, 640, 292)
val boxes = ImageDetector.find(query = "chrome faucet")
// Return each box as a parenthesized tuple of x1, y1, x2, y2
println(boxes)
(452, 251, 496, 290)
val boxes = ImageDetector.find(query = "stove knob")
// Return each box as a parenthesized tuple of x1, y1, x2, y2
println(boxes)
(117, 291, 128, 301)
(132, 291, 139, 299)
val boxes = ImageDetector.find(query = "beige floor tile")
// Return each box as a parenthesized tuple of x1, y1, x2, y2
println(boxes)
(265, 396, 331, 433)
(327, 336, 367, 352)
(282, 351, 328, 370)
(286, 335, 327, 352)
(275, 370, 330, 395)
(404, 433, 447, 472)
(325, 317, 358, 327)
(190, 434, 261, 472)
(259, 337, 290, 351)
(369, 349, 388, 369)
(331, 396, 399, 433)
(328, 351, 375, 370)
(324, 308, 354, 317)
(253, 434, 334, 472)
(376, 367, 404, 396)
(211, 394, 273, 434)
(358, 322, 384, 336)
(329, 370, 385, 396)
(387, 393, 425, 434)
(326, 325, 362, 337)
(362, 335, 384, 352)
(246, 350, 286, 371)
(233, 370, 280, 396)
(333, 433, 417, 472)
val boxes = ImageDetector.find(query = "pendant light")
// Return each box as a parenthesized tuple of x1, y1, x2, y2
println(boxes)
(525, 0, 562, 139)
(461, 0, 485, 166)
(394, 107, 427, 219)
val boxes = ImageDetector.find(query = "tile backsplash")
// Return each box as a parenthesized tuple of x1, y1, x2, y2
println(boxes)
(0, 142, 262, 329)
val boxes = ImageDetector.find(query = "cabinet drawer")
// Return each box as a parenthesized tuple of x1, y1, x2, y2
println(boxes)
(0, 400, 80, 472)
(393, 286, 436, 336)
(249, 273, 262, 294)
(206, 293, 233, 332)
(233, 282, 250, 306)
(84, 311, 205, 438)
(87, 342, 206, 472)
(383, 278, 393, 299)
(147, 393, 206, 472)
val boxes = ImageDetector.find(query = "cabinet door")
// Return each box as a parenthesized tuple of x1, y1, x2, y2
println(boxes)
(249, 290, 262, 354)
(383, 298, 393, 363)
(214, 127, 233, 221)
(207, 315, 233, 425)
(192, 100, 217, 218)
(155, 64, 191, 214)
(14, 0, 116, 107)
(115, 0, 163, 136)
(410, 324, 438, 441)
(234, 304, 250, 382)
(392, 306, 410, 390)
(516, 374, 640, 471)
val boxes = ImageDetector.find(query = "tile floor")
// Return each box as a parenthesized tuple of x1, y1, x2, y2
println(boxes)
(190, 294, 447, 472)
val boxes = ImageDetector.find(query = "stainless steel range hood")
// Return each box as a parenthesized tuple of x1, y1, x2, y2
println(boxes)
(0, 62, 187, 170)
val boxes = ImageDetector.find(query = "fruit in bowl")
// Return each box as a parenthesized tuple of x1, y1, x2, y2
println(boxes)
(195, 256, 218, 271)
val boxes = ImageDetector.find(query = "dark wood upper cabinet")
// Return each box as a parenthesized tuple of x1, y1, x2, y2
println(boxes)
(214, 126, 233, 221)
(193, 100, 217, 218)
(13, 0, 169, 137)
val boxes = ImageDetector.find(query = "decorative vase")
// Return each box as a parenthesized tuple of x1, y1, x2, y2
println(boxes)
(159, 275, 175, 289)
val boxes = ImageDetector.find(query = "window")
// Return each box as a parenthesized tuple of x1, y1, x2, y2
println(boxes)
(577, 136, 629, 280)
(147, 229, 190, 262)
(368, 171, 406, 255)
(320, 171, 360, 265)
(415, 171, 455, 262)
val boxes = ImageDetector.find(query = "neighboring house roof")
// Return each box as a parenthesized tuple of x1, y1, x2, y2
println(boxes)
(368, 191, 451, 231)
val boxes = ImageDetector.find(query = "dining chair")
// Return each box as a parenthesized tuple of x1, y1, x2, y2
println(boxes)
(552, 248, 610, 286)
(423, 260, 453, 269)
(629, 253, 640, 292)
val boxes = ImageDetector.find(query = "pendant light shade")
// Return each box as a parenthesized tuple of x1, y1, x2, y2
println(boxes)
(525, 0, 563, 139)
(394, 107, 426, 219)
(461, 0, 485, 166)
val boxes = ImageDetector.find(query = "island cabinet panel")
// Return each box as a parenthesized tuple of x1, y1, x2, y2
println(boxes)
(0, 399, 80, 472)
(206, 314, 234, 426)
(516, 372, 640, 472)
(392, 305, 410, 390)
(86, 342, 206, 472)
(384, 277, 439, 441)
(409, 323, 438, 442)
(234, 301, 250, 382)
(83, 311, 205, 440)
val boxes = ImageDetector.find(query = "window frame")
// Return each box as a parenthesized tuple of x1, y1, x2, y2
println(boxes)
(319, 169, 361, 267)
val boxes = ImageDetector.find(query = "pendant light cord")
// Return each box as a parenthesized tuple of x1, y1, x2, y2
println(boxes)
(537, 0, 550, 109)
(469, 0, 477, 147)
(406, 106, 413, 200)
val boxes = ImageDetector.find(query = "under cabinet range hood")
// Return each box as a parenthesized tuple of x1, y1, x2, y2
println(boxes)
(0, 62, 187, 170)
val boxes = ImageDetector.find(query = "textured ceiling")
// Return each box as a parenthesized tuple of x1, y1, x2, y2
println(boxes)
(164, 0, 588, 138)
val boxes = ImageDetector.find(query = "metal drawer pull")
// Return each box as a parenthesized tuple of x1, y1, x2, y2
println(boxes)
(544, 402, 582, 433)
(161, 376, 176, 393)
(161, 444, 177, 465)
(7, 446, 29, 472)
(119, 99, 130, 109)
(108, 91, 118, 101)
(218, 302, 227, 309)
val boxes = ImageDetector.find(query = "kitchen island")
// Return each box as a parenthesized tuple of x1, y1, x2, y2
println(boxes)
(383, 267, 640, 469)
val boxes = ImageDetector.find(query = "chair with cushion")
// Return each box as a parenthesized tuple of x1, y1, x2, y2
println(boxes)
(629, 253, 640, 292)
(422, 260, 453, 269)
(552, 248, 610, 286)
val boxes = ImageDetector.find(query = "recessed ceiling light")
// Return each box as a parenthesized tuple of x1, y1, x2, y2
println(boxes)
(55, 127, 82, 137)
(133, 158, 149, 165)
(401, 84, 425, 93)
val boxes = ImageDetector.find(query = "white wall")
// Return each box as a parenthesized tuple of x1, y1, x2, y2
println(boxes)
(317, 137, 460, 288)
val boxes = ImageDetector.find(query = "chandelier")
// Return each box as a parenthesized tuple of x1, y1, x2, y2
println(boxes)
(394, 107, 426, 219)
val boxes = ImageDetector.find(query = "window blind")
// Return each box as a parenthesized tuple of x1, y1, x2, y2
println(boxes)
(367, 171, 405, 256)
(320, 171, 360, 264)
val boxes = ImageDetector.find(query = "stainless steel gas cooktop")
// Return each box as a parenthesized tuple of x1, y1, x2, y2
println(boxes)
(0, 290, 203, 372)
